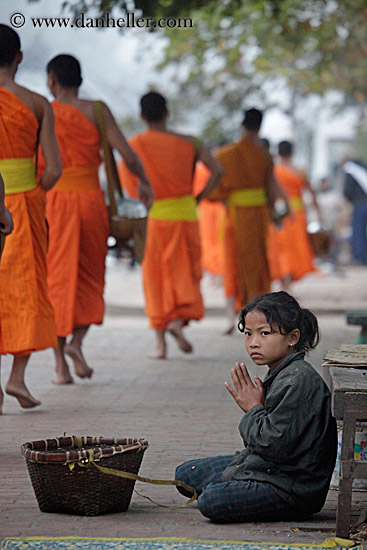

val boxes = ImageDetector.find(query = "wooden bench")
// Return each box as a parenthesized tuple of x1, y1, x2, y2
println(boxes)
(346, 310, 367, 344)
(329, 366, 367, 538)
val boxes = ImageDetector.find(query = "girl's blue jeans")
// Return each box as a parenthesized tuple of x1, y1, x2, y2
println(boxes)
(175, 454, 308, 523)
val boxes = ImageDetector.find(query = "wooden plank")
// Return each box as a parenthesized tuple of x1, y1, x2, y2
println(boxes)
(333, 392, 367, 419)
(340, 461, 367, 478)
(329, 367, 367, 391)
(340, 416, 356, 460)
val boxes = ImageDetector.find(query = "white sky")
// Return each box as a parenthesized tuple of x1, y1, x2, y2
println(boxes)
(0, 0, 168, 117)
(0, 0, 293, 133)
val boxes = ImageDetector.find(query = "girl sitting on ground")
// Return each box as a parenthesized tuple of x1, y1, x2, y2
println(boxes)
(175, 291, 337, 523)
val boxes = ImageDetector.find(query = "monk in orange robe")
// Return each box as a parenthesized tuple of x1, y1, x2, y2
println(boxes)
(193, 162, 225, 277)
(209, 109, 283, 333)
(41, 55, 153, 384)
(0, 25, 62, 413)
(0, 171, 14, 414)
(267, 141, 320, 290)
(119, 92, 223, 358)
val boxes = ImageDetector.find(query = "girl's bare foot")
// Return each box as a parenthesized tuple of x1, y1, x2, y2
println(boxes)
(167, 320, 193, 353)
(5, 383, 41, 409)
(64, 344, 94, 379)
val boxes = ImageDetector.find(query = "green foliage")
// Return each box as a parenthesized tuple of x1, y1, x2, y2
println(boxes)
(40, 0, 223, 19)
(28, 0, 367, 143)
(154, 0, 367, 141)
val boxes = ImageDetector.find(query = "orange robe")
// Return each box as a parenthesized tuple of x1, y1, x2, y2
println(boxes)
(118, 130, 204, 330)
(0, 88, 57, 355)
(210, 136, 272, 309)
(193, 162, 225, 276)
(267, 164, 315, 281)
(39, 102, 109, 337)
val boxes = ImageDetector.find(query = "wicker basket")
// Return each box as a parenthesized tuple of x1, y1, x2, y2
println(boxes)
(21, 436, 148, 516)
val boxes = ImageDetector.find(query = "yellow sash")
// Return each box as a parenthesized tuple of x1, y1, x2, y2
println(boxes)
(228, 188, 267, 207)
(54, 166, 100, 191)
(149, 195, 197, 221)
(0, 158, 37, 194)
(289, 196, 303, 211)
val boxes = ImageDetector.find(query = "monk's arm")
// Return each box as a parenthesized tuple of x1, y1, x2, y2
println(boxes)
(37, 97, 62, 191)
(195, 145, 224, 203)
(303, 173, 321, 218)
(0, 173, 14, 235)
(264, 165, 290, 222)
(102, 104, 153, 208)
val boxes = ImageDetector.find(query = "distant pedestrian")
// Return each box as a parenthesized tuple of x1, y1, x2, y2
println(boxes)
(267, 141, 319, 290)
(0, 24, 61, 413)
(119, 92, 223, 359)
(175, 291, 337, 523)
(316, 177, 347, 266)
(0, 170, 14, 415)
(41, 54, 153, 385)
(193, 161, 225, 279)
(209, 109, 283, 334)
(343, 159, 367, 265)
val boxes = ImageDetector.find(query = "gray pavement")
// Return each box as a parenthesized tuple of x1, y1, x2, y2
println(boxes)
(104, 258, 367, 316)
(1, 260, 367, 543)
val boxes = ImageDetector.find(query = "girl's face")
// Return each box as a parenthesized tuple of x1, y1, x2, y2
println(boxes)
(244, 310, 300, 372)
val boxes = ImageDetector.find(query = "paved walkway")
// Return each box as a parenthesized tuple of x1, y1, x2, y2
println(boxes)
(104, 259, 367, 316)
(1, 262, 367, 543)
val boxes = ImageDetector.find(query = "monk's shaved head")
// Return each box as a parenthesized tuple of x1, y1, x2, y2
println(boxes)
(278, 140, 293, 157)
(140, 92, 167, 122)
(47, 54, 82, 88)
(242, 108, 263, 132)
(0, 24, 21, 67)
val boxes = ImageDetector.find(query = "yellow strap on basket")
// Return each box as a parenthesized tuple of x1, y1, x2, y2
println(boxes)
(227, 188, 267, 207)
(74, 449, 198, 508)
(0, 158, 38, 194)
(289, 196, 303, 211)
(149, 195, 197, 222)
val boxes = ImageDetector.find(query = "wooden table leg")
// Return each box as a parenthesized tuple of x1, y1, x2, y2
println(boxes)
(336, 477, 353, 538)
(336, 414, 356, 539)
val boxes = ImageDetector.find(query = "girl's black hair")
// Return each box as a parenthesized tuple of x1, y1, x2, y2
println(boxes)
(238, 291, 319, 353)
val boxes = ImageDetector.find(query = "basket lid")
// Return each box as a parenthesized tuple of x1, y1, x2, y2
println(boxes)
(21, 436, 149, 464)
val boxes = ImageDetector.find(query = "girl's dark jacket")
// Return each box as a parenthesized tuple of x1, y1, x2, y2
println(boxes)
(221, 352, 337, 515)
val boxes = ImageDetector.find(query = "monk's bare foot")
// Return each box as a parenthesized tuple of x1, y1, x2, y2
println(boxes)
(148, 349, 167, 360)
(167, 321, 193, 354)
(52, 375, 74, 385)
(64, 344, 94, 379)
(5, 383, 41, 409)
